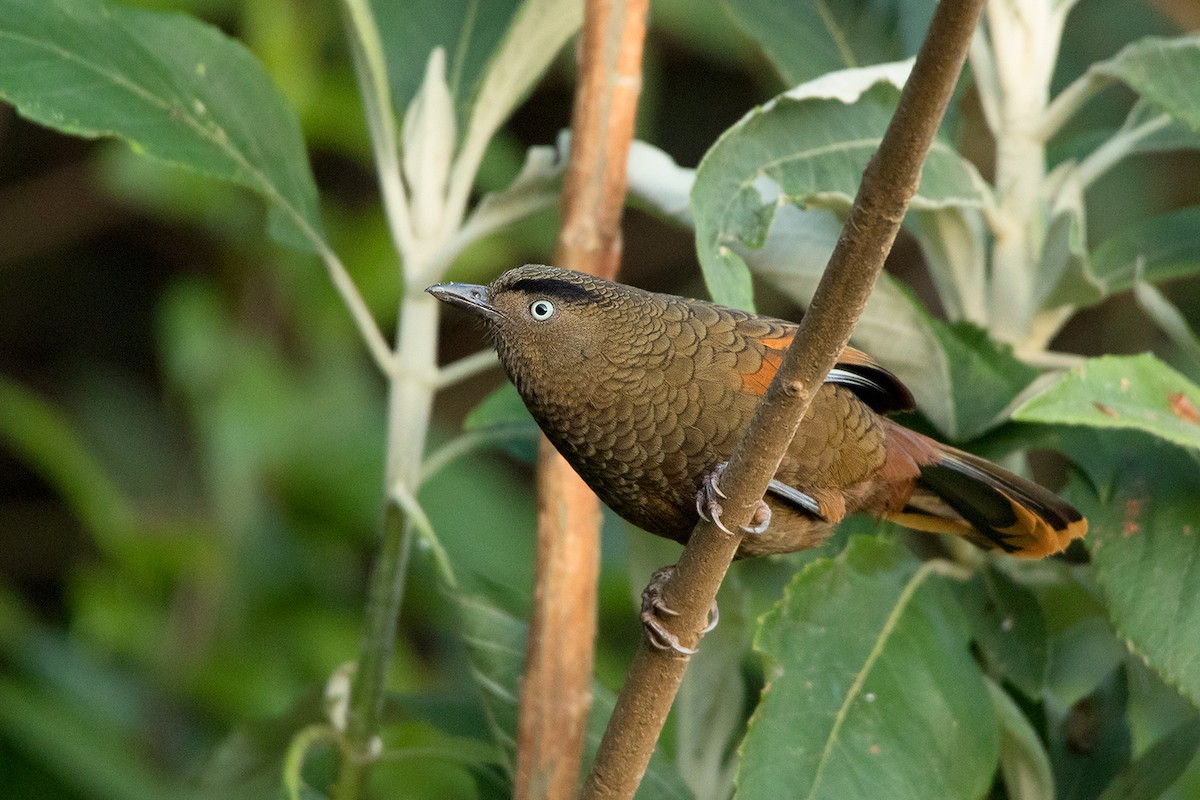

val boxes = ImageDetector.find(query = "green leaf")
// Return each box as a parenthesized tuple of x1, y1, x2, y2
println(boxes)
(1046, 666, 1131, 800)
(923, 319, 1040, 440)
(988, 679, 1055, 800)
(1098, 719, 1200, 800)
(455, 0, 582, 174)
(373, 0, 519, 124)
(1089, 207, 1200, 302)
(0, 676, 184, 800)
(1097, 34, 1200, 131)
(960, 568, 1048, 700)
(738, 537, 998, 800)
(1045, 616, 1126, 712)
(1012, 354, 1200, 451)
(0, 0, 323, 250)
(906, 207, 989, 325)
(462, 382, 539, 464)
(1074, 455, 1200, 707)
(721, 0, 935, 85)
(691, 75, 989, 311)
(675, 578, 748, 800)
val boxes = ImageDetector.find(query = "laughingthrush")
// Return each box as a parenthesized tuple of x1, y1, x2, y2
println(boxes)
(429, 265, 1086, 645)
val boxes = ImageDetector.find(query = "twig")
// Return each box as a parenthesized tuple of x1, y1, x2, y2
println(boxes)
(435, 348, 500, 389)
(515, 1, 648, 799)
(578, 0, 987, 796)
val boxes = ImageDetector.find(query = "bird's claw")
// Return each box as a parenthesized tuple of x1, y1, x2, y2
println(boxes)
(695, 463, 772, 536)
(640, 566, 720, 655)
(744, 500, 772, 535)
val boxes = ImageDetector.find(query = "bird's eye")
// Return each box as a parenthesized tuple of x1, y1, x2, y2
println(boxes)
(529, 299, 555, 321)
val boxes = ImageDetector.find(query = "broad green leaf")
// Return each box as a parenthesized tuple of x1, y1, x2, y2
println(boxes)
(0, 0, 323, 250)
(922, 319, 1040, 440)
(1045, 616, 1126, 712)
(453, 593, 692, 799)
(906, 206, 988, 325)
(1088, 207, 1200, 303)
(0, 676, 185, 800)
(1046, 666, 1131, 800)
(692, 76, 989, 311)
(738, 537, 997, 800)
(721, 0, 935, 85)
(1072, 450, 1200, 707)
(1097, 34, 1200, 131)
(988, 679, 1055, 800)
(960, 568, 1048, 700)
(1012, 355, 1200, 451)
(1098, 719, 1200, 800)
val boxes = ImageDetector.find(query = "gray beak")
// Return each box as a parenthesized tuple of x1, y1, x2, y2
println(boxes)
(426, 282, 501, 319)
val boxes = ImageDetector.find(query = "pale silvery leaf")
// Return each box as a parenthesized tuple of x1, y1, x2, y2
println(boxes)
(627, 140, 695, 225)
(403, 47, 456, 238)
(907, 207, 988, 325)
(771, 58, 914, 107)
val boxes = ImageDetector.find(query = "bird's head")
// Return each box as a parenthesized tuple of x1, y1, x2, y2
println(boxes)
(427, 265, 635, 386)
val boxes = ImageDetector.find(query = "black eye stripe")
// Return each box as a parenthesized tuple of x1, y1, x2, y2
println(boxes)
(508, 277, 592, 304)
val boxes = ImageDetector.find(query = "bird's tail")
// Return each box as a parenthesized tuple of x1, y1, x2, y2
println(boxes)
(882, 426, 1087, 558)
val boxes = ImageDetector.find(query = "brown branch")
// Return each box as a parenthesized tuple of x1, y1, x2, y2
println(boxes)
(578, 0, 988, 797)
(514, 1, 649, 799)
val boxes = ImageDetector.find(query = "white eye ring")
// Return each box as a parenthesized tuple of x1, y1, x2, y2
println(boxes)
(529, 299, 555, 321)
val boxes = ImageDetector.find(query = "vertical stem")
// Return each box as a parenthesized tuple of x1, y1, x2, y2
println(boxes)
(336, 291, 438, 800)
(515, 1, 648, 798)
(985, 0, 1067, 344)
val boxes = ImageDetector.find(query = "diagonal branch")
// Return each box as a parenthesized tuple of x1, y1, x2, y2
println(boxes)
(578, 0, 988, 796)
(515, 1, 649, 799)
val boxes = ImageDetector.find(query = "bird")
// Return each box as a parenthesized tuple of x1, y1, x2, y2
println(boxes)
(428, 265, 1087, 649)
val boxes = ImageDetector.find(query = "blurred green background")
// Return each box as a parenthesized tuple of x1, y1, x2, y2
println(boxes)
(1, 0, 1198, 797)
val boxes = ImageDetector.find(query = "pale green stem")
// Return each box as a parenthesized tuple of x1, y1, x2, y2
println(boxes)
(420, 424, 537, 485)
(969, 28, 1001, 136)
(315, 242, 394, 373)
(985, 0, 1068, 344)
(335, 503, 413, 800)
(1036, 71, 1109, 143)
(1077, 113, 1173, 189)
(435, 348, 499, 389)
(335, 293, 439, 800)
(391, 481, 458, 589)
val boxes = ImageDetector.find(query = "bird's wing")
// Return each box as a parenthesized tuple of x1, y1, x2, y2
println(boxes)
(741, 329, 916, 414)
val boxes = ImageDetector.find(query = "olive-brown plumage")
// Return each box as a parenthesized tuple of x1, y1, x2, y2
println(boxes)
(429, 265, 1086, 559)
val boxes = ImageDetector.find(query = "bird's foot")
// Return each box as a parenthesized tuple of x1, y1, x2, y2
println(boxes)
(640, 565, 719, 655)
(695, 462, 772, 536)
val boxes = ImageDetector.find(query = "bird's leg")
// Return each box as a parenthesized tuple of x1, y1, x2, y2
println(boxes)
(640, 565, 719, 655)
(695, 462, 772, 536)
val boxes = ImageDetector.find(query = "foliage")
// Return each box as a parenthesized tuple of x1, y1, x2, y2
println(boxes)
(1, 0, 1200, 798)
